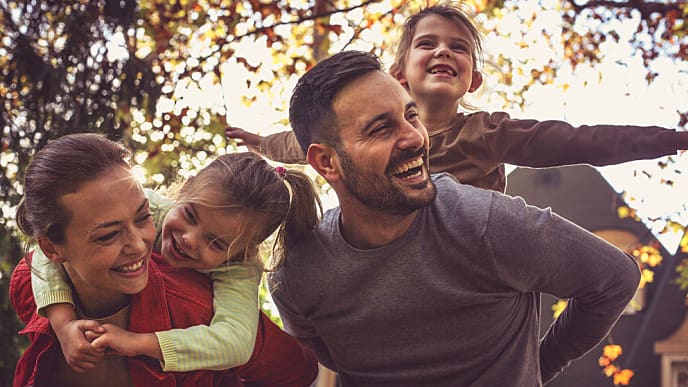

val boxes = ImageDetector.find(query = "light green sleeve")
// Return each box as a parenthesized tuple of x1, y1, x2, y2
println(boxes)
(154, 265, 262, 371)
(30, 248, 74, 317)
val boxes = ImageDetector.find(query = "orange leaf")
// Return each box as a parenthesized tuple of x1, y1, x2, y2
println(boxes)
(613, 369, 634, 385)
(603, 344, 623, 361)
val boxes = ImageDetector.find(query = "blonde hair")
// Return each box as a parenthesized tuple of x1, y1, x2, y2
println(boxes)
(170, 152, 321, 270)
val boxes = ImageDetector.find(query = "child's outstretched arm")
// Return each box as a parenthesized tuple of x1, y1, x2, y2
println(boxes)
(31, 248, 105, 372)
(93, 265, 262, 371)
(225, 126, 306, 164)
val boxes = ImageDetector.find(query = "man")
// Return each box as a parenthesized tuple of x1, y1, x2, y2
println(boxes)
(268, 50, 640, 386)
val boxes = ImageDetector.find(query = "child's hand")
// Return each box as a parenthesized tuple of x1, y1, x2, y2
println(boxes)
(90, 324, 161, 360)
(225, 126, 263, 151)
(55, 319, 106, 373)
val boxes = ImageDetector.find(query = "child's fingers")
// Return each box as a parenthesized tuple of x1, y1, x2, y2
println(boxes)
(77, 319, 105, 334)
(84, 330, 103, 343)
(90, 336, 109, 352)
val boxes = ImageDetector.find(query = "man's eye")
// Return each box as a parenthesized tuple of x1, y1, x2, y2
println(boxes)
(369, 124, 391, 136)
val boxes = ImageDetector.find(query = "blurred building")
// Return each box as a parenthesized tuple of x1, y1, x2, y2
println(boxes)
(506, 165, 687, 387)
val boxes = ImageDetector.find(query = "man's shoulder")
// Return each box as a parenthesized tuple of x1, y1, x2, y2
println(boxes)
(430, 172, 492, 197)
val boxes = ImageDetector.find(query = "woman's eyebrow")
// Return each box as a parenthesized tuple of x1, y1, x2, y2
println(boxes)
(89, 198, 149, 233)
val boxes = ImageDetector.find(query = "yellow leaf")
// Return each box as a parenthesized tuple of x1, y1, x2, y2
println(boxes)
(551, 299, 568, 319)
(613, 369, 634, 385)
(639, 269, 654, 288)
(603, 344, 623, 361)
(604, 364, 617, 377)
(617, 206, 630, 218)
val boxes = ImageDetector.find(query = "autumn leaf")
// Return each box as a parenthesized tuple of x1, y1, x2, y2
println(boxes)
(613, 369, 634, 385)
(551, 299, 568, 319)
(603, 344, 623, 361)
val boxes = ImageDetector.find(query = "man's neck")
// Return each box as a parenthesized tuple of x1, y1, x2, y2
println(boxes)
(338, 200, 419, 250)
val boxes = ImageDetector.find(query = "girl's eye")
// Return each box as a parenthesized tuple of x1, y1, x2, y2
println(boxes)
(416, 40, 433, 48)
(452, 43, 469, 52)
(183, 207, 196, 224)
(208, 237, 226, 251)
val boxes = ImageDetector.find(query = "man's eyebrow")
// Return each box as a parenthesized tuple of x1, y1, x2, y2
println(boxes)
(361, 101, 418, 133)
(89, 198, 149, 232)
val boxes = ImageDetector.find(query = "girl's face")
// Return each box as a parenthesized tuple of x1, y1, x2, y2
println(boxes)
(44, 166, 156, 313)
(160, 192, 249, 271)
(397, 14, 482, 105)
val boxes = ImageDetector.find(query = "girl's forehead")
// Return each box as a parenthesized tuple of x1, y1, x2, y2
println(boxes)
(414, 14, 473, 39)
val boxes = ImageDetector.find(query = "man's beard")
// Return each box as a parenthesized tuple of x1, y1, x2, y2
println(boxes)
(337, 148, 436, 215)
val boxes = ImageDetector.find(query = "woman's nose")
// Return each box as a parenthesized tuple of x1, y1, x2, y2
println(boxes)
(124, 227, 148, 255)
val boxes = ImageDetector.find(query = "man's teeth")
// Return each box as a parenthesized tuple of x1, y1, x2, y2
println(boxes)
(392, 157, 424, 176)
(115, 259, 143, 273)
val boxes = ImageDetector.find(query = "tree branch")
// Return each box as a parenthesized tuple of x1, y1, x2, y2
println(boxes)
(570, 0, 681, 19)
(231, 0, 381, 42)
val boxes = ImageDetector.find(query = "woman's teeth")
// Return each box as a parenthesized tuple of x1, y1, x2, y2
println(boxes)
(114, 259, 144, 273)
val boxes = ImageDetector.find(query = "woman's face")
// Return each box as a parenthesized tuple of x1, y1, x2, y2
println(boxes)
(49, 166, 156, 311)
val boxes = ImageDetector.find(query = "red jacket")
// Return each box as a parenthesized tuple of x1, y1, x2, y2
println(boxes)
(10, 252, 317, 387)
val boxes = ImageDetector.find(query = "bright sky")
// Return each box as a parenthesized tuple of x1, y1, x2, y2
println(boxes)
(209, 6, 688, 253)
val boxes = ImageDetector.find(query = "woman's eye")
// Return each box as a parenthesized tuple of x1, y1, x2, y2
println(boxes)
(96, 232, 118, 243)
(137, 212, 153, 225)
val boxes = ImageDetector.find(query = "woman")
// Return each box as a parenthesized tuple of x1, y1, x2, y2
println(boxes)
(10, 133, 317, 387)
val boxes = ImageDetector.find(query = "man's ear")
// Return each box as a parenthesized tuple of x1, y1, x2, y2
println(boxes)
(37, 236, 66, 264)
(307, 144, 342, 183)
(468, 71, 483, 93)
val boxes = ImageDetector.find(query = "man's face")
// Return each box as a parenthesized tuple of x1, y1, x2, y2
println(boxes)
(331, 71, 436, 215)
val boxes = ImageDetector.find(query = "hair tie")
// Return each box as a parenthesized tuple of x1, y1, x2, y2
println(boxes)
(275, 166, 287, 179)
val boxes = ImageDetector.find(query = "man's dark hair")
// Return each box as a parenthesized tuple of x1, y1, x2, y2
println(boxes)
(289, 50, 383, 154)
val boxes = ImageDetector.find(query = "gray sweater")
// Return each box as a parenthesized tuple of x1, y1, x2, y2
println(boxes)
(269, 173, 640, 387)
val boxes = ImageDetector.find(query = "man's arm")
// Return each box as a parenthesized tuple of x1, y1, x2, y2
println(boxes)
(482, 191, 641, 383)
(267, 271, 337, 370)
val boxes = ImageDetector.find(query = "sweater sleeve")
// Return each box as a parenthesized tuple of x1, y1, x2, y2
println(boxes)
(260, 131, 307, 164)
(267, 270, 337, 370)
(30, 248, 74, 316)
(154, 265, 261, 371)
(470, 111, 678, 168)
(481, 191, 641, 383)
